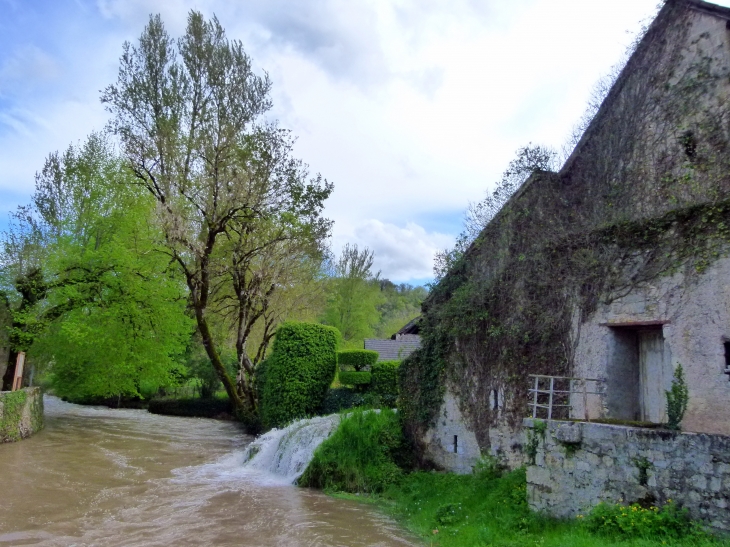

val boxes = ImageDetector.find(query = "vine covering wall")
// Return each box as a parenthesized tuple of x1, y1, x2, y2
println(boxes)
(0, 387, 44, 442)
(400, 0, 730, 456)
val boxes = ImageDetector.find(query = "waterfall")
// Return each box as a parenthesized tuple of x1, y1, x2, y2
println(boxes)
(241, 414, 340, 483)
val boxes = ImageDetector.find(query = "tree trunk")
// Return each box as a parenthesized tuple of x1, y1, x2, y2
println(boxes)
(194, 308, 245, 414)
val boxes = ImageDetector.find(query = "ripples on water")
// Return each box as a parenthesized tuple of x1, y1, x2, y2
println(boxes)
(0, 397, 417, 547)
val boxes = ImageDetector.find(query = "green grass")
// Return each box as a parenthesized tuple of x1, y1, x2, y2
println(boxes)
(358, 470, 730, 547)
(299, 408, 411, 493)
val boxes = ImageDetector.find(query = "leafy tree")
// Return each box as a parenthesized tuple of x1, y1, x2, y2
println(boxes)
(101, 12, 332, 415)
(322, 244, 383, 347)
(1, 135, 193, 399)
(374, 280, 427, 338)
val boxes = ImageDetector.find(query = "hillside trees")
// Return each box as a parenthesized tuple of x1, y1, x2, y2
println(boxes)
(322, 244, 382, 347)
(101, 12, 332, 415)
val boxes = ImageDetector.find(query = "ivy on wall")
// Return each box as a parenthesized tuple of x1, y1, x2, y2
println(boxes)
(400, 3, 730, 454)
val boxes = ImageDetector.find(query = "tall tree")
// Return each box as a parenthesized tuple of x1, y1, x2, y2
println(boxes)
(322, 244, 382, 346)
(102, 12, 332, 414)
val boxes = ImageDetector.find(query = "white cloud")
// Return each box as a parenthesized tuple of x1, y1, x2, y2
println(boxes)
(348, 220, 453, 282)
(5, 0, 730, 277)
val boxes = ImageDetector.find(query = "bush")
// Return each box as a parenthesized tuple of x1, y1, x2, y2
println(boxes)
(338, 349, 378, 371)
(260, 322, 340, 429)
(320, 387, 367, 414)
(338, 371, 372, 386)
(299, 408, 409, 493)
(583, 501, 699, 540)
(370, 360, 399, 407)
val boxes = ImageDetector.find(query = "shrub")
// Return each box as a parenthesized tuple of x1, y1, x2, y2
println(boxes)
(370, 360, 399, 407)
(299, 408, 408, 493)
(320, 387, 366, 414)
(338, 371, 372, 387)
(583, 501, 699, 540)
(338, 349, 378, 371)
(666, 364, 689, 431)
(260, 322, 340, 429)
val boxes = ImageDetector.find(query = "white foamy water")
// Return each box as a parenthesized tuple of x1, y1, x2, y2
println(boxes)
(241, 414, 341, 483)
(0, 396, 416, 547)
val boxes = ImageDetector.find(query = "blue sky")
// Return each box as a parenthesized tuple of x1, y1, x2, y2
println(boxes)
(4, 0, 728, 283)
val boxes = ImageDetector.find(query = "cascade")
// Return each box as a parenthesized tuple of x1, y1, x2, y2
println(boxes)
(241, 414, 340, 483)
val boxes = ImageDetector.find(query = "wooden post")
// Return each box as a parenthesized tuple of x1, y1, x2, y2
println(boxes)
(11, 352, 26, 391)
(532, 376, 539, 418)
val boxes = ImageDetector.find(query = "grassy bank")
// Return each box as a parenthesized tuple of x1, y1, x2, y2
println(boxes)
(304, 410, 729, 547)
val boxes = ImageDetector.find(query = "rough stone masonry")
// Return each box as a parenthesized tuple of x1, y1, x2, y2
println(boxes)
(525, 418, 730, 534)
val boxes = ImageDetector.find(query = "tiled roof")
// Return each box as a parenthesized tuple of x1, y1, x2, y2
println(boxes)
(364, 337, 421, 361)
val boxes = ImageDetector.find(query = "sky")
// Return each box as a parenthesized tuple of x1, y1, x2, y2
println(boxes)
(3, 0, 729, 285)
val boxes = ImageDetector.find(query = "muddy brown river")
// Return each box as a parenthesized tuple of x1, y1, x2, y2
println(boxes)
(0, 397, 418, 546)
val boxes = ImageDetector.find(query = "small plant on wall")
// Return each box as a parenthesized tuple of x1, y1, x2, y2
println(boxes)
(665, 364, 689, 431)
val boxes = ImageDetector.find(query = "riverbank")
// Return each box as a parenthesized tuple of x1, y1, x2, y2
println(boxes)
(302, 410, 730, 547)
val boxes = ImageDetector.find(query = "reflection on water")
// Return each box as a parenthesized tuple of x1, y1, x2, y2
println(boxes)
(0, 397, 417, 547)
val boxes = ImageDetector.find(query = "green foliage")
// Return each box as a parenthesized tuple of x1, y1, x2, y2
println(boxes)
(337, 349, 378, 371)
(322, 244, 383, 347)
(299, 408, 408, 493)
(666, 364, 689, 431)
(320, 387, 367, 414)
(370, 470, 726, 547)
(370, 360, 400, 407)
(525, 420, 547, 465)
(583, 501, 701, 540)
(260, 322, 339, 429)
(373, 280, 426, 339)
(18, 136, 194, 402)
(338, 371, 372, 386)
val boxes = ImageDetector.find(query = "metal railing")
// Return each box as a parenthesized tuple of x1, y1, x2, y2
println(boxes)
(528, 374, 603, 421)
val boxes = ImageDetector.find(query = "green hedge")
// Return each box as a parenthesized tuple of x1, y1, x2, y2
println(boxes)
(320, 387, 366, 414)
(260, 322, 339, 429)
(338, 349, 378, 371)
(371, 360, 399, 407)
(339, 371, 372, 386)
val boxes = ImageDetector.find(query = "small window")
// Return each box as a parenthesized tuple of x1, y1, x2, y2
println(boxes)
(680, 131, 697, 161)
(724, 342, 730, 379)
(492, 389, 499, 410)
(453, 435, 458, 454)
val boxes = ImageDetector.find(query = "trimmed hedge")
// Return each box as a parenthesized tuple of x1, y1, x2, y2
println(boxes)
(260, 322, 340, 429)
(339, 371, 372, 386)
(338, 349, 378, 371)
(371, 360, 400, 407)
(320, 387, 366, 414)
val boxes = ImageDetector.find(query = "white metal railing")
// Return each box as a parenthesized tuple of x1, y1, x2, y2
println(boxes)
(528, 374, 603, 421)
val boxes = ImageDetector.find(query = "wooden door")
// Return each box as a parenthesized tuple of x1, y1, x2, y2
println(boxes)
(639, 330, 671, 423)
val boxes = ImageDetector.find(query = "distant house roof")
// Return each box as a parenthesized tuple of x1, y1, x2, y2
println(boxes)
(391, 317, 420, 339)
(364, 336, 421, 361)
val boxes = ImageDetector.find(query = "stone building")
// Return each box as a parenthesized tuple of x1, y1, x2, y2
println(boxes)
(400, 0, 730, 502)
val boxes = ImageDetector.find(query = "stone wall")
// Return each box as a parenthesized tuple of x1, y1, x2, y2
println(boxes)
(525, 418, 730, 534)
(423, 388, 525, 473)
(0, 387, 44, 442)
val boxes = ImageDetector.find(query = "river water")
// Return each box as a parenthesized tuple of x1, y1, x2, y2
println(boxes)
(0, 397, 417, 547)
